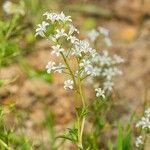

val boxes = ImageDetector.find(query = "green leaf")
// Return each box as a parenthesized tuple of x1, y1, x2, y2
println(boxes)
(117, 123, 123, 150)
(122, 125, 132, 150)
(107, 140, 113, 150)
(57, 127, 78, 143)
(76, 107, 88, 118)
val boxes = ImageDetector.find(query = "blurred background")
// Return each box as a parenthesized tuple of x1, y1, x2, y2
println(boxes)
(0, 0, 150, 149)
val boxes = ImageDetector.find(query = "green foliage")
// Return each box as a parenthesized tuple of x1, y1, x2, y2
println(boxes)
(44, 112, 57, 150)
(0, 107, 32, 150)
(84, 133, 99, 150)
(76, 107, 88, 119)
(117, 123, 123, 150)
(107, 123, 132, 150)
(107, 140, 113, 150)
(0, 17, 20, 65)
(58, 127, 78, 144)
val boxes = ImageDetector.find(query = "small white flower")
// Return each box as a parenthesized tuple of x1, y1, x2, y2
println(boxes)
(51, 45, 64, 56)
(113, 68, 122, 75)
(88, 48, 97, 58)
(103, 80, 114, 91)
(95, 88, 105, 98)
(58, 12, 72, 22)
(64, 79, 74, 89)
(145, 108, 150, 118)
(135, 136, 143, 148)
(136, 116, 150, 129)
(84, 65, 94, 75)
(99, 50, 111, 66)
(104, 37, 112, 46)
(3, 1, 12, 14)
(46, 61, 56, 73)
(91, 67, 101, 77)
(113, 55, 124, 64)
(43, 12, 58, 22)
(80, 59, 91, 67)
(102, 68, 115, 80)
(3, 1, 25, 15)
(69, 25, 79, 35)
(72, 40, 92, 56)
(80, 59, 94, 75)
(87, 29, 99, 41)
(35, 21, 49, 37)
(98, 27, 109, 37)
(67, 36, 78, 43)
(55, 29, 67, 39)
(54, 63, 65, 73)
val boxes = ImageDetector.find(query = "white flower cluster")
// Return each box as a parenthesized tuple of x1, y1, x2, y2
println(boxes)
(3, 1, 25, 15)
(87, 27, 112, 46)
(86, 50, 124, 94)
(36, 12, 123, 99)
(135, 107, 150, 148)
(135, 136, 143, 148)
(136, 108, 150, 130)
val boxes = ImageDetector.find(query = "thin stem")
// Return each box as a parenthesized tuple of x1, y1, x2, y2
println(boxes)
(78, 76, 85, 107)
(60, 52, 79, 107)
(77, 66, 86, 149)
(0, 139, 12, 150)
(61, 52, 86, 149)
(60, 52, 77, 90)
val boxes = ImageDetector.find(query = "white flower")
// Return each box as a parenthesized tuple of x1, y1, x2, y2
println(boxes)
(87, 29, 99, 41)
(49, 35, 58, 42)
(35, 21, 49, 37)
(43, 12, 72, 23)
(99, 50, 111, 66)
(3, 1, 25, 15)
(84, 65, 94, 75)
(55, 29, 67, 39)
(69, 25, 79, 35)
(102, 67, 122, 80)
(46, 61, 56, 73)
(91, 67, 101, 77)
(102, 68, 115, 80)
(58, 12, 72, 22)
(64, 79, 73, 89)
(43, 12, 58, 22)
(145, 108, 150, 118)
(104, 37, 112, 46)
(3, 1, 12, 14)
(98, 27, 109, 37)
(71, 40, 91, 56)
(80, 59, 91, 67)
(51, 45, 64, 56)
(95, 88, 105, 98)
(80, 59, 94, 75)
(103, 81, 114, 91)
(54, 63, 65, 73)
(113, 55, 124, 64)
(113, 68, 122, 75)
(135, 136, 143, 148)
(67, 36, 78, 43)
(136, 116, 150, 129)
(88, 48, 97, 58)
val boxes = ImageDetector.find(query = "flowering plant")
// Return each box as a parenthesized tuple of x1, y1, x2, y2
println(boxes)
(36, 11, 124, 149)
(135, 108, 150, 149)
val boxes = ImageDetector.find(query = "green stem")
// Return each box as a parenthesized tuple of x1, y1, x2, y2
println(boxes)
(77, 73, 86, 149)
(60, 52, 77, 90)
(0, 139, 12, 150)
(60, 53, 86, 149)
